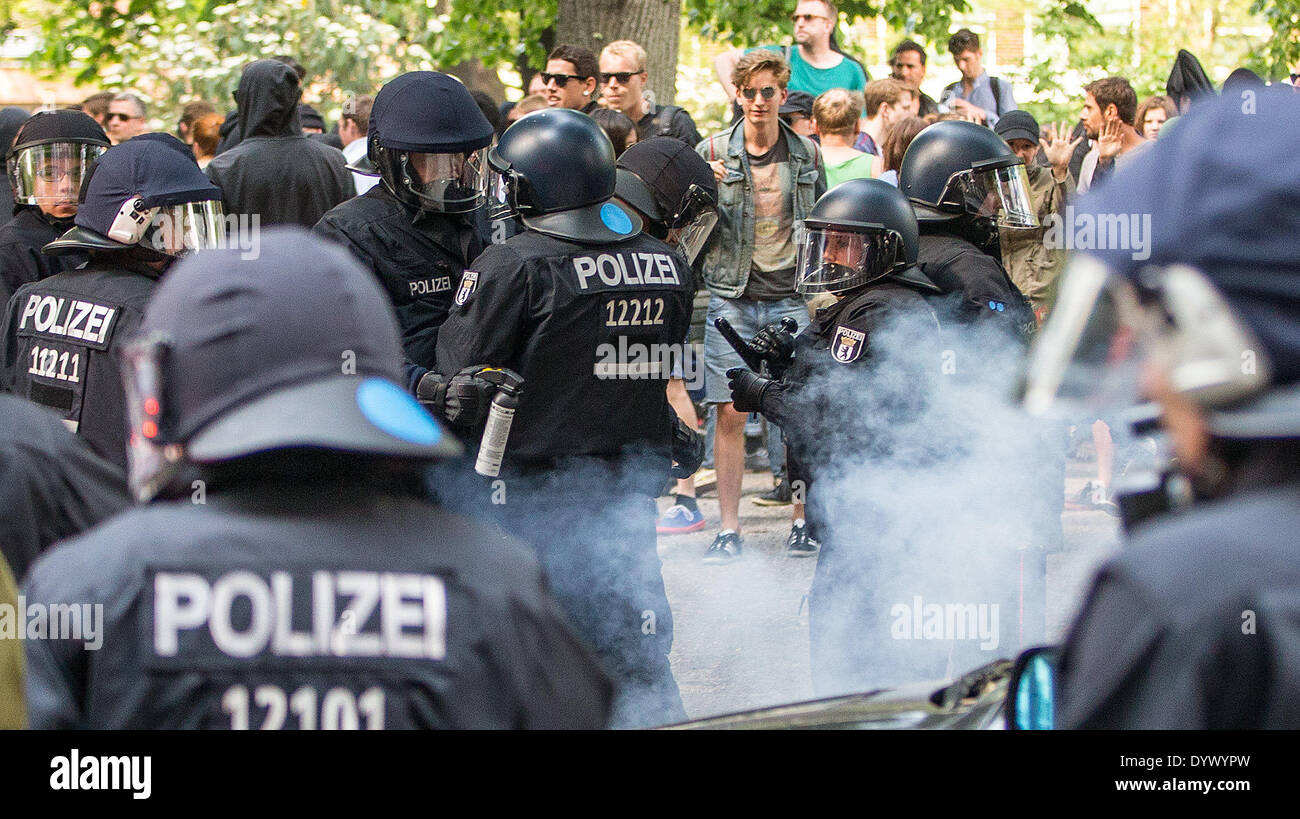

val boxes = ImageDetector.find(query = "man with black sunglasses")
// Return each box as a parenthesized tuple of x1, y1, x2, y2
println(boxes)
(105, 93, 150, 145)
(542, 45, 602, 114)
(599, 40, 701, 148)
(696, 50, 827, 564)
(714, 0, 867, 105)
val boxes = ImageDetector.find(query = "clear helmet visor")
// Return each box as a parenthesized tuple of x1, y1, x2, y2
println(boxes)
(668, 184, 719, 266)
(402, 147, 490, 213)
(142, 200, 227, 257)
(673, 208, 719, 266)
(1020, 256, 1274, 419)
(795, 224, 901, 294)
(1019, 255, 1150, 418)
(962, 162, 1038, 228)
(117, 334, 184, 502)
(8, 142, 106, 206)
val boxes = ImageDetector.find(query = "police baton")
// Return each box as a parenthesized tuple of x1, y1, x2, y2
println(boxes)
(715, 316, 797, 375)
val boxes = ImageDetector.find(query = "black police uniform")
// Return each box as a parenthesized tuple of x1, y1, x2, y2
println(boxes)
(314, 185, 481, 369)
(756, 280, 955, 695)
(0, 209, 84, 307)
(437, 230, 693, 465)
(436, 229, 693, 728)
(0, 393, 129, 582)
(917, 226, 1036, 344)
(22, 478, 612, 729)
(0, 260, 156, 471)
(1060, 447, 1300, 728)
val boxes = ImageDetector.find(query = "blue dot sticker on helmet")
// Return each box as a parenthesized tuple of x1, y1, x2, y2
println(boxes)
(600, 202, 634, 235)
(356, 378, 442, 445)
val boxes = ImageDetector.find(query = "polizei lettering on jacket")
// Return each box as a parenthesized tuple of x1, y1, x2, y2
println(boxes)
(150, 569, 447, 662)
(17, 294, 118, 348)
(572, 251, 681, 291)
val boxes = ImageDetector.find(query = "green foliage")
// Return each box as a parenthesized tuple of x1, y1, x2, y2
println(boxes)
(683, 0, 969, 53)
(1249, 0, 1300, 78)
(21, 0, 553, 115)
(1012, 0, 1272, 127)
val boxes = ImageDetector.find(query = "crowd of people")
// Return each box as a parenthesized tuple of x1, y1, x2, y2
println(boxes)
(1, 0, 1298, 731)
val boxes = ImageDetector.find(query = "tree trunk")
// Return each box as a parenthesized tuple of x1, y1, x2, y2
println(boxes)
(555, 0, 682, 106)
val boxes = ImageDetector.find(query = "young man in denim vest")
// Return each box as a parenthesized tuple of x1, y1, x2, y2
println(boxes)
(696, 50, 827, 563)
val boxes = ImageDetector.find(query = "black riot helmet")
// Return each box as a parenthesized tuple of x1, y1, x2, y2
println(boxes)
(361, 71, 495, 214)
(7, 109, 109, 210)
(43, 137, 225, 261)
(614, 137, 718, 266)
(488, 107, 641, 244)
(899, 120, 1037, 227)
(796, 178, 929, 295)
(117, 227, 461, 501)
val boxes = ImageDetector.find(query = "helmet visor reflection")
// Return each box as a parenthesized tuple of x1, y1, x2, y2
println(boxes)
(9, 142, 106, 206)
(144, 200, 227, 257)
(963, 162, 1038, 228)
(402, 148, 490, 213)
(795, 225, 900, 294)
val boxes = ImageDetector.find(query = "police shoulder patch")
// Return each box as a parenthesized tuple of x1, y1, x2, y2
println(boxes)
(454, 271, 479, 306)
(831, 325, 866, 363)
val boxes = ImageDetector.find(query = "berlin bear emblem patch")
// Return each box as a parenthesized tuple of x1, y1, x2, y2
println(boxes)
(831, 326, 866, 363)
(455, 271, 479, 306)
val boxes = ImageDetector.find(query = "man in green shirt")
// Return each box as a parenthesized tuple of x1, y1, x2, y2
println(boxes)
(714, 0, 868, 103)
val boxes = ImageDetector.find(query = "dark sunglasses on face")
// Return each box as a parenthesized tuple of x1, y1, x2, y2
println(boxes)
(741, 86, 779, 101)
(540, 72, 587, 86)
(790, 13, 826, 22)
(105, 111, 139, 123)
(603, 72, 642, 85)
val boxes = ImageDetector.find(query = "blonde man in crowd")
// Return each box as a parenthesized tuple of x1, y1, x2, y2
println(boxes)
(813, 89, 873, 187)
(599, 39, 702, 146)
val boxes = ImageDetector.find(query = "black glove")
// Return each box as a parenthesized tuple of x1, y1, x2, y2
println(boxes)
(416, 365, 497, 430)
(727, 367, 775, 414)
(749, 318, 797, 376)
(669, 414, 705, 479)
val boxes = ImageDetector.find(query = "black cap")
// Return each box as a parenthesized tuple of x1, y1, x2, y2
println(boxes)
(994, 109, 1040, 145)
(137, 227, 460, 464)
(779, 90, 815, 118)
(615, 136, 717, 227)
(1076, 87, 1300, 390)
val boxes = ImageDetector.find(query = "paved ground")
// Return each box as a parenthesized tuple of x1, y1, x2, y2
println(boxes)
(658, 457, 1122, 721)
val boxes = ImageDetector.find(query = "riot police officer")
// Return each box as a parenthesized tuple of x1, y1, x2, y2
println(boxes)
(902, 120, 1061, 623)
(0, 109, 109, 305)
(314, 71, 495, 372)
(21, 228, 613, 729)
(431, 108, 693, 728)
(899, 119, 1037, 344)
(0, 137, 225, 470)
(726, 179, 971, 694)
(1021, 89, 1300, 728)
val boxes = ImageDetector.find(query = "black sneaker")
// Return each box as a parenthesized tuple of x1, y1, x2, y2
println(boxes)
(752, 479, 792, 506)
(785, 521, 820, 558)
(702, 531, 744, 564)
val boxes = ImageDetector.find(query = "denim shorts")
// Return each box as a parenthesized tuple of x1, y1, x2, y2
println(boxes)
(703, 293, 809, 404)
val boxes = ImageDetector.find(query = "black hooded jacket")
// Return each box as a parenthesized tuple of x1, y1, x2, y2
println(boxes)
(205, 61, 352, 227)
(0, 394, 129, 583)
(0, 208, 85, 307)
